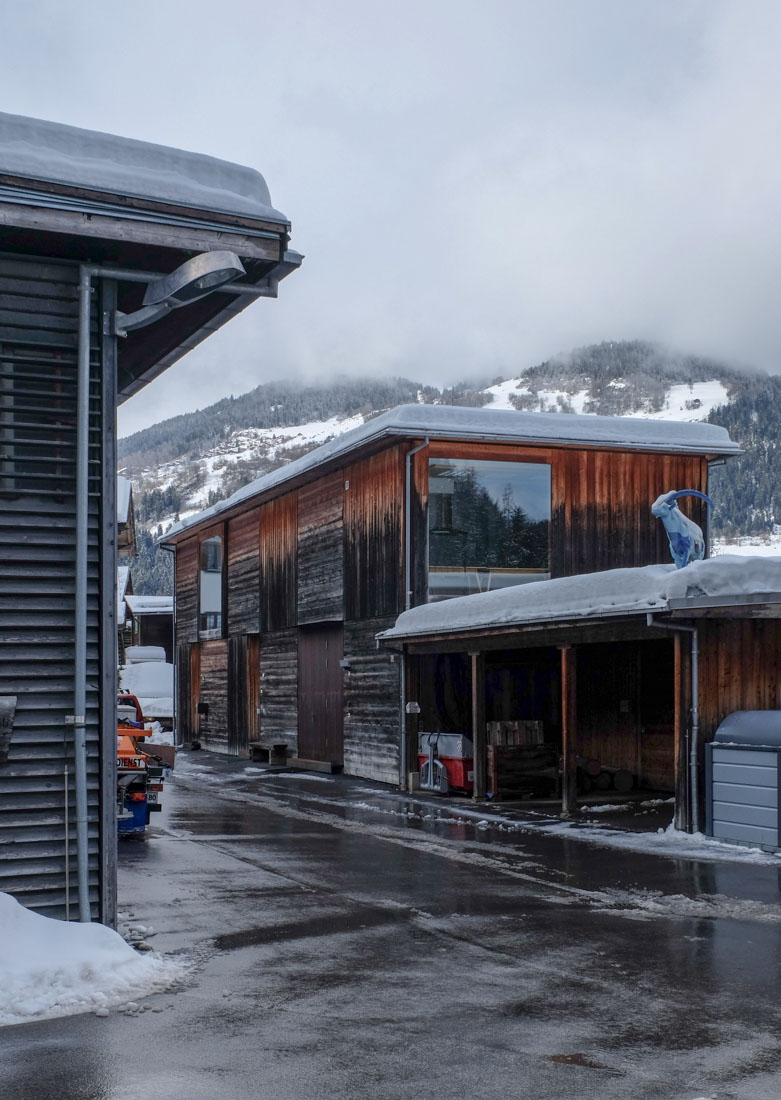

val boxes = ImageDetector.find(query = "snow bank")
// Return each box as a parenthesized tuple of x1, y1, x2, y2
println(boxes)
(0, 893, 182, 1026)
(381, 556, 781, 641)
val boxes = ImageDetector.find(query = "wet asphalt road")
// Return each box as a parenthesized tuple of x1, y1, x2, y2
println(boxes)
(4, 754, 781, 1100)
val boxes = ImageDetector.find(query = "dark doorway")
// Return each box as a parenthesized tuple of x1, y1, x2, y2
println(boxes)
(297, 624, 344, 763)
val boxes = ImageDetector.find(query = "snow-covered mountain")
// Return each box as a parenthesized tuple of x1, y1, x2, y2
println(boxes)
(118, 341, 781, 592)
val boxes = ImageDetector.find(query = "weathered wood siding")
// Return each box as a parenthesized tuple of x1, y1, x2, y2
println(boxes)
(409, 442, 709, 599)
(175, 537, 199, 644)
(577, 640, 675, 789)
(198, 639, 228, 751)
(259, 494, 297, 632)
(227, 634, 258, 756)
(698, 619, 781, 742)
(227, 508, 260, 635)
(175, 642, 200, 743)
(345, 445, 404, 620)
(259, 628, 298, 752)
(343, 618, 401, 783)
(551, 449, 707, 576)
(297, 472, 344, 623)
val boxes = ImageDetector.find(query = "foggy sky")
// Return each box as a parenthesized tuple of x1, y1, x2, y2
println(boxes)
(1, 1, 779, 437)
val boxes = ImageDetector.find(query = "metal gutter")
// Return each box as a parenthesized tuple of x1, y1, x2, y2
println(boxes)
(0, 183, 285, 236)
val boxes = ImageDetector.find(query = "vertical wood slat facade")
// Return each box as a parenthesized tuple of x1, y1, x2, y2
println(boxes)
(198, 640, 229, 751)
(343, 617, 400, 783)
(174, 537, 199, 645)
(227, 508, 260, 635)
(175, 642, 200, 744)
(698, 620, 781, 741)
(344, 446, 404, 620)
(227, 633, 259, 756)
(297, 473, 343, 624)
(260, 494, 297, 633)
(0, 254, 106, 918)
(259, 629, 298, 751)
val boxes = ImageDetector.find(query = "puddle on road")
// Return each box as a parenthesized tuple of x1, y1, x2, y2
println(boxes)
(549, 1052, 616, 1072)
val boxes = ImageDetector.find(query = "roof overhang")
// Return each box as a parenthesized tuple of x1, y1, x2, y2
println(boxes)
(0, 112, 300, 401)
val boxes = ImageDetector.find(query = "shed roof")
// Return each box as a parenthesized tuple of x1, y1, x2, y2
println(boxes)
(378, 556, 781, 645)
(0, 112, 288, 225)
(163, 403, 740, 541)
(125, 595, 173, 617)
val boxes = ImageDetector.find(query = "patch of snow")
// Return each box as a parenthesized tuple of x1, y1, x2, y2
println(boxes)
(116, 476, 132, 524)
(381, 556, 781, 641)
(124, 646, 166, 663)
(641, 380, 730, 422)
(120, 662, 172, 697)
(540, 821, 781, 866)
(125, 596, 172, 616)
(0, 892, 184, 1026)
(713, 528, 781, 558)
(0, 110, 288, 224)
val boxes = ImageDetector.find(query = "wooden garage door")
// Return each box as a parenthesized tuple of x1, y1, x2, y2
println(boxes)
(297, 624, 343, 764)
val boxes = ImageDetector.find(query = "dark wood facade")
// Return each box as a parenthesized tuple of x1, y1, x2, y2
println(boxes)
(170, 424, 726, 787)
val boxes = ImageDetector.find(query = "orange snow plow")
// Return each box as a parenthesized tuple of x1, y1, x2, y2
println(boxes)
(117, 693, 174, 836)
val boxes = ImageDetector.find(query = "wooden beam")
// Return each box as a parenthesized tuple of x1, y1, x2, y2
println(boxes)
(560, 645, 577, 817)
(404, 651, 420, 786)
(470, 651, 486, 800)
(0, 201, 282, 261)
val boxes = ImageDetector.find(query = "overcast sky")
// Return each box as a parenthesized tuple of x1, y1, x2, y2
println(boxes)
(2, 1, 780, 436)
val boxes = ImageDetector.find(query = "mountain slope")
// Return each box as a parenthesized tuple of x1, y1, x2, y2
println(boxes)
(120, 342, 781, 593)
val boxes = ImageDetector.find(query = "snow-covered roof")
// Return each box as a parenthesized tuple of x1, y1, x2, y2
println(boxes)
(0, 111, 288, 225)
(117, 476, 132, 526)
(163, 403, 740, 540)
(125, 596, 173, 617)
(117, 565, 130, 626)
(379, 556, 781, 643)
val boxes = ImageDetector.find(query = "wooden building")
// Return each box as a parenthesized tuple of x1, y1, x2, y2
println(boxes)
(0, 111, 299, 921)
(379, 558, 781, 831)
(163, 404, 739, 793)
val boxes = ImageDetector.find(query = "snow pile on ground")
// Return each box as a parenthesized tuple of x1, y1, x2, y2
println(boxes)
(382, 556, 781, 640)
(541, 820, 781, 866)
(0, 893, 183, 1026)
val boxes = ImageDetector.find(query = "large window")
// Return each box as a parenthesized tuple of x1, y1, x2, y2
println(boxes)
(199, 535, 223, 635)
(428, 458, 550, 600)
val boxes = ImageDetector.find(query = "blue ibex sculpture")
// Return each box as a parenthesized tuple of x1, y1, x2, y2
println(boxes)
(651, 489, 713, 569)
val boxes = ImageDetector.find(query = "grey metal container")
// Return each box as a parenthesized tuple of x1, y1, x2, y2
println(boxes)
(705, 711, 781, 851)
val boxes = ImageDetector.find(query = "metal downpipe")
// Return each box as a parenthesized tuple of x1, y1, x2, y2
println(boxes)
(400, 437, 429, 786)
(74, 266, 93, 921)
(646, 613, 699, 833)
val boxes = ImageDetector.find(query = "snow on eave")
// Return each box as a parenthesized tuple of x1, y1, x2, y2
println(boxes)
(0, 111, 289, 226)
(378, 556, 781, 644)
(125, 595, 173, 616)
(161, 404, 740, 543)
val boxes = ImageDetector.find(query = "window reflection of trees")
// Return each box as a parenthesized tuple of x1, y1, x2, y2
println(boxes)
(428, 461, 550, 599)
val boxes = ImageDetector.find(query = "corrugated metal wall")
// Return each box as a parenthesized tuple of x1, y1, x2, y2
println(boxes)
(0, 254, 104, 918)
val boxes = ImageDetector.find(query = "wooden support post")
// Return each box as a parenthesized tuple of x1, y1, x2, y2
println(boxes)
(560, 645, 577, 817)
(403, 650, 420, 785)
(471, 651, 486, 801)
(674, 632, 691, 831)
